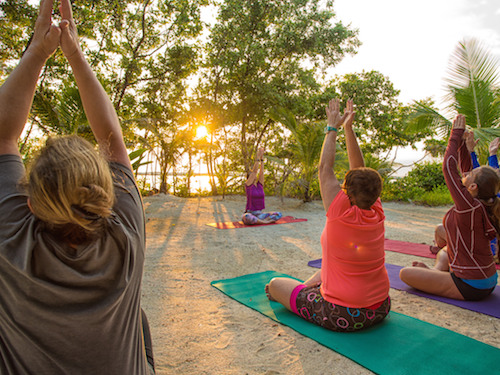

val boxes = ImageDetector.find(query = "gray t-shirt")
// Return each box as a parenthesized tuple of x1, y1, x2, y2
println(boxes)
(0, 154, 148, 375)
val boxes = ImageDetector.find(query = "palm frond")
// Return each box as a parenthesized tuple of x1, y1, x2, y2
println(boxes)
(446, 39, 500, 89)
(30, 91, 61, 134)
(445, 38, 500, 128)
(405, 102, 452, 138)
(57, 87, 86, 134)
(269, 107, 297, 133)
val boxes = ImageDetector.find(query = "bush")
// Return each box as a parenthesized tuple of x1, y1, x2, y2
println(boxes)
(381, 179, 425, 202)
(382, 161, 451, 206)
(412, 185, 453, 206)
(405, 162, 445, 192)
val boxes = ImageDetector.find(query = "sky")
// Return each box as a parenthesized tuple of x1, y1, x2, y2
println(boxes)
(329, 0, 500, 166)
(332, 0, 500, 107)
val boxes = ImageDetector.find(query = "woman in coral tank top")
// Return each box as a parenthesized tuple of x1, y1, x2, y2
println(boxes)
(265, 99, 390, 332)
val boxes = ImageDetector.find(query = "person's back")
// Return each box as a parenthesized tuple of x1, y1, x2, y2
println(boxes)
(320, 189, 388, 308)
(0, 1, 154, 373)
(0, 147, 148, 374)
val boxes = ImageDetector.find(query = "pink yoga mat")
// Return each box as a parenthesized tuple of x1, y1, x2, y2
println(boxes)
(384, 239, 435, 258)
(385, 238, 500, 270)
(309, 239, 500, 270)
(206, 216, 307, 229)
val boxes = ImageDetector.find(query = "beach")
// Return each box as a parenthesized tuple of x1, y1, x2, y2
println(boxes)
(141, 195, 500, 374)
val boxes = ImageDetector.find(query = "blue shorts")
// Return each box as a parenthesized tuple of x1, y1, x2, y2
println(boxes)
(451, 273, 496, 301)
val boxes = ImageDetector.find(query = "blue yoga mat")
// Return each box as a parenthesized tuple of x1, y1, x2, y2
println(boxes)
(211, 271, 500, 375)
(308, 260, 500, 319)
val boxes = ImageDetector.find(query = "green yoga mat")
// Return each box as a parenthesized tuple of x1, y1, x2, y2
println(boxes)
(211, 271, 500, 375)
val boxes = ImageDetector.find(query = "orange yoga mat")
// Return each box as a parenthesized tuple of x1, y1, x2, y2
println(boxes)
(206, 216, 307, 229)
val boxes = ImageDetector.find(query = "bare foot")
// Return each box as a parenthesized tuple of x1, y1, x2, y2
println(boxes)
(265, 284, 276, 301)
(429, 245, 441, 254)
(256, 218, 273, 224)
(412, 261, 429, 268)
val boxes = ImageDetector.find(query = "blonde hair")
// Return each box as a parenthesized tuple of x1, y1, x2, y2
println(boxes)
(26, 136, 115, 243)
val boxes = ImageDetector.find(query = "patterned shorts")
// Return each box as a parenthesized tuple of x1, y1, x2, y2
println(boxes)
(292, 284, 391, 332)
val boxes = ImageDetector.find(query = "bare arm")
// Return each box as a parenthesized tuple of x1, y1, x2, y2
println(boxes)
(59, 0, 130, 168)
(318, 99, 346, 211)
(343, 100, 363, 169)
(463, 130, 478, 153)
(0, 0, 61, 156)
(245, 147, 264, 186)
(257, 151, 265, 185)
(489, 137, 499, 157)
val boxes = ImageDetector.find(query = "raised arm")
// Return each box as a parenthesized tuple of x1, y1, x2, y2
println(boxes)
(245, 147, 264, 186)
(257, 149, 265, 185)
(0, 0, 61, 156)
(343, 100, 362, 169)
(318, 99, 348, 211)
(443, 115, 475, 210)
(59, 0, 130, 168)
(488, 137, 499, 169)
(463, 130, 480, 169)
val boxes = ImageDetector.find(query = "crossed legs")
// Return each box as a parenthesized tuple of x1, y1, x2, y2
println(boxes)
(265, 277, 303, 311)
(399, 249, 464, 300)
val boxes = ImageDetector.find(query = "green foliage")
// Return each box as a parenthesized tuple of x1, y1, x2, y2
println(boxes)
(412, 185, 453, 206)
(3, 1, 468, 200)
(423, 138, 447, 158)
(129, 148, 152, 177)
(270, 107, 325, 201)
(363, 153, 393, 178)
(171, 176, 192, 198)
(381, 180, 426, 203)
(322, 71, 429, 154)
(405, 162, 445, 192)
(406, 39, 500, 161)
(382, 162, 451, 206)
(199, 0, 360, 172)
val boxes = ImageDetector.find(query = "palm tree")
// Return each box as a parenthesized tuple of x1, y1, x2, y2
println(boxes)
(407, 38, 500, 161)
(271, 107, 327, 202)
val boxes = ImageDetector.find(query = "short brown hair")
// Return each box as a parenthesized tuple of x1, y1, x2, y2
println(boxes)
(343, 167, 383, 210)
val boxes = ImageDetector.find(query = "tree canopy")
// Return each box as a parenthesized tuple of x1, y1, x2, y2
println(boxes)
(0, 0, 451, 198)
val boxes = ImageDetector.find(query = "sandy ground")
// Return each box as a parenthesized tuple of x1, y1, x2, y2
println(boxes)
(140, 195, 500, 375)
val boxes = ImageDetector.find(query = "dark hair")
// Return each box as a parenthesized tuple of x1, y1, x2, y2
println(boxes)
(474, 166, 500, 233)
(343, 167, 383, 210)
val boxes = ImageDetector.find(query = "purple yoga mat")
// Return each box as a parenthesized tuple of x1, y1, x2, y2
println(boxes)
(307, 259, 500, 319)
